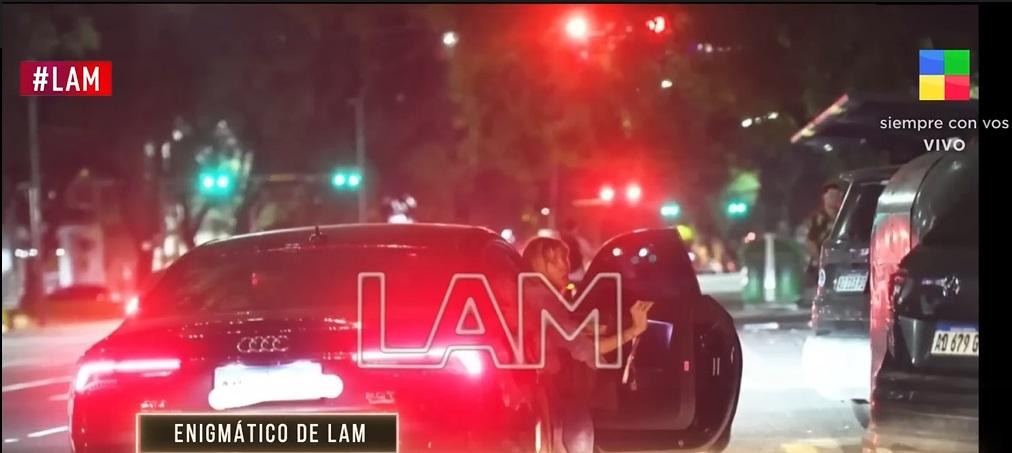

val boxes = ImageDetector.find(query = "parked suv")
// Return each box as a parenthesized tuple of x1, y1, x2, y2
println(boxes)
(812, 166, 898, 336)
(866, 145, 978, 452)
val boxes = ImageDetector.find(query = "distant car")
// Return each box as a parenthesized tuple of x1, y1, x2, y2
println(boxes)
(45, 284, 122, 320)
(811, 166, 898, 336)
(46, 284, 111, 303)
(866, 146, 978, 451)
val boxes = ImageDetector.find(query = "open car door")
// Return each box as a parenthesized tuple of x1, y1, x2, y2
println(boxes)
(581, 229, 743, 452)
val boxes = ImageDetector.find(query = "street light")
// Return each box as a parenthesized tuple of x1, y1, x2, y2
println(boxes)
(565, 16, 590, 41)
(646, 15, 667, 34)
(442, 31, 459, 48)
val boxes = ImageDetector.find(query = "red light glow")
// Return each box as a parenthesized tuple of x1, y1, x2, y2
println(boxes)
(599, 185, 616, 202)
(647, 16, 667, 33)
(625, 183, 642, 203)
(565, 16, 590, 41)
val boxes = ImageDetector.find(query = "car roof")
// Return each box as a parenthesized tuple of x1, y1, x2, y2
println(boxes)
(839, 165, 900, 183)
(196, 223, 503, 253)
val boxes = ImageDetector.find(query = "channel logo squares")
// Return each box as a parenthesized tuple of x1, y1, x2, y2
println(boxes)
(919, 49, 970, 101)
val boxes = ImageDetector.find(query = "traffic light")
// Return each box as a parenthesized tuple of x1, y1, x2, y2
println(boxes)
(197, 170, 235, 197)
(599, 184, 616, 202)
(660, 202, 681, 219)
(331, 167, 363, 191)
(646, 15, 667, 34)
(565, 16, 590, 41)
(726, 200, 748, 218)
(625, 183, 642, 204)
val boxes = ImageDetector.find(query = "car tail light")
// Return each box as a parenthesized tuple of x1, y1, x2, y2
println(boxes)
(889, 271, 908, 308)
(74, 358, 180, 392)
(447, 350, 484, 376)
(356, 348, 484, 377)
(125, 295, 139, 316)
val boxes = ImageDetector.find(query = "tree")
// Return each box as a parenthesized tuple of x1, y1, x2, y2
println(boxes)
(413, 5, 978, 236)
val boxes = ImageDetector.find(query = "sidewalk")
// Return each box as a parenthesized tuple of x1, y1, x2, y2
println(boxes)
(2, 312, 122, 337)
(707, 292, 810, 326)
(727, 304, 810, 327)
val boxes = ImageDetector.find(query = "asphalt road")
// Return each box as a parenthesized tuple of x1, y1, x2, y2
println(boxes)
(2, 319, 872, 453)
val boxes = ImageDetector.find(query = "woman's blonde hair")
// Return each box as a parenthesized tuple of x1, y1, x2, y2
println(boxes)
(522, 237, 569, 274)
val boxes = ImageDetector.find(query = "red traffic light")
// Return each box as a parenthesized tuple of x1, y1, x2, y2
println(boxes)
(599, 184, 616, 202)
(565, 16, 590, 41)
(646, 16, 667, 34)
(625, 183, 642, 204)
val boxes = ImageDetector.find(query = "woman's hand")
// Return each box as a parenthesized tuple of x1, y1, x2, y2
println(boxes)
(629, 300, 655, 336)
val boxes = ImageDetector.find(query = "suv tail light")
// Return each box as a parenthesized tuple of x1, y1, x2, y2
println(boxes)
(74, 358, 180, 392)
(889, 271, 909, 309)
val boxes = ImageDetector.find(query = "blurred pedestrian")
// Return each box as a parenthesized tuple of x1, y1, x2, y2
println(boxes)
(558, 220, 592, 282)
(805, 182, 844, 272)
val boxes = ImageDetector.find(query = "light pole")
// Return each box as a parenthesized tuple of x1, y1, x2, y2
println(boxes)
(350, 94, 367, 223)
(25, 96, 45, 323)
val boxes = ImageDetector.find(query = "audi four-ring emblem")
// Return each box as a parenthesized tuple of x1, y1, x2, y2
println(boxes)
(236, 335, 290, 353)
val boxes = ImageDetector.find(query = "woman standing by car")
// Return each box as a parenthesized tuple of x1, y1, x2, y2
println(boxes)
(522, 237, 653, 453)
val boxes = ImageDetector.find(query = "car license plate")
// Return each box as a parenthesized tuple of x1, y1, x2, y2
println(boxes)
(207, 361, 344, 410)
(834, 272, 868, 292)
(930, 325, 978, 357)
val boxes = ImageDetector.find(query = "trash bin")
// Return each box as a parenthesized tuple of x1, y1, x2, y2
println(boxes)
(739, 234, 805, 305)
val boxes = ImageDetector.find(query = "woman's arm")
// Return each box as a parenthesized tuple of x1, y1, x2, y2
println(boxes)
(594, 300, 655, 355)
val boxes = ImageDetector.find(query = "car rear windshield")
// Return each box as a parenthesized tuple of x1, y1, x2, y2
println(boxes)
(139, 244, 514, 319)
(831, 181, 885, 243)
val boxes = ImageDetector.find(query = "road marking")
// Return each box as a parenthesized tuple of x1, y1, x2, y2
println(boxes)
(1, 376, 71, 393)
(4, 438, 18, 443)
(781, 438, 844, 453)
(1, 358, 72, 369)
(782, 444, 819, 453)
(26, 426, 68, 438)
(48, 392, 70, 402)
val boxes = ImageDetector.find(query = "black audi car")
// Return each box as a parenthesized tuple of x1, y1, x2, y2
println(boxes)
(69, 224, 742, 452)
(812, 166, 897, 336)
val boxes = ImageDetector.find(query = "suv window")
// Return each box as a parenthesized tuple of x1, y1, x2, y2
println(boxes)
(831, 181, 885, 243)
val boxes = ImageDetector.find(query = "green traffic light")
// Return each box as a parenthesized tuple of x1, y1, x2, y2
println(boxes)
(660, 202, 681, 218)
(726, 201, 748, 217)
(331, 168, 362, 190)
(198, 171, 236, 197)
